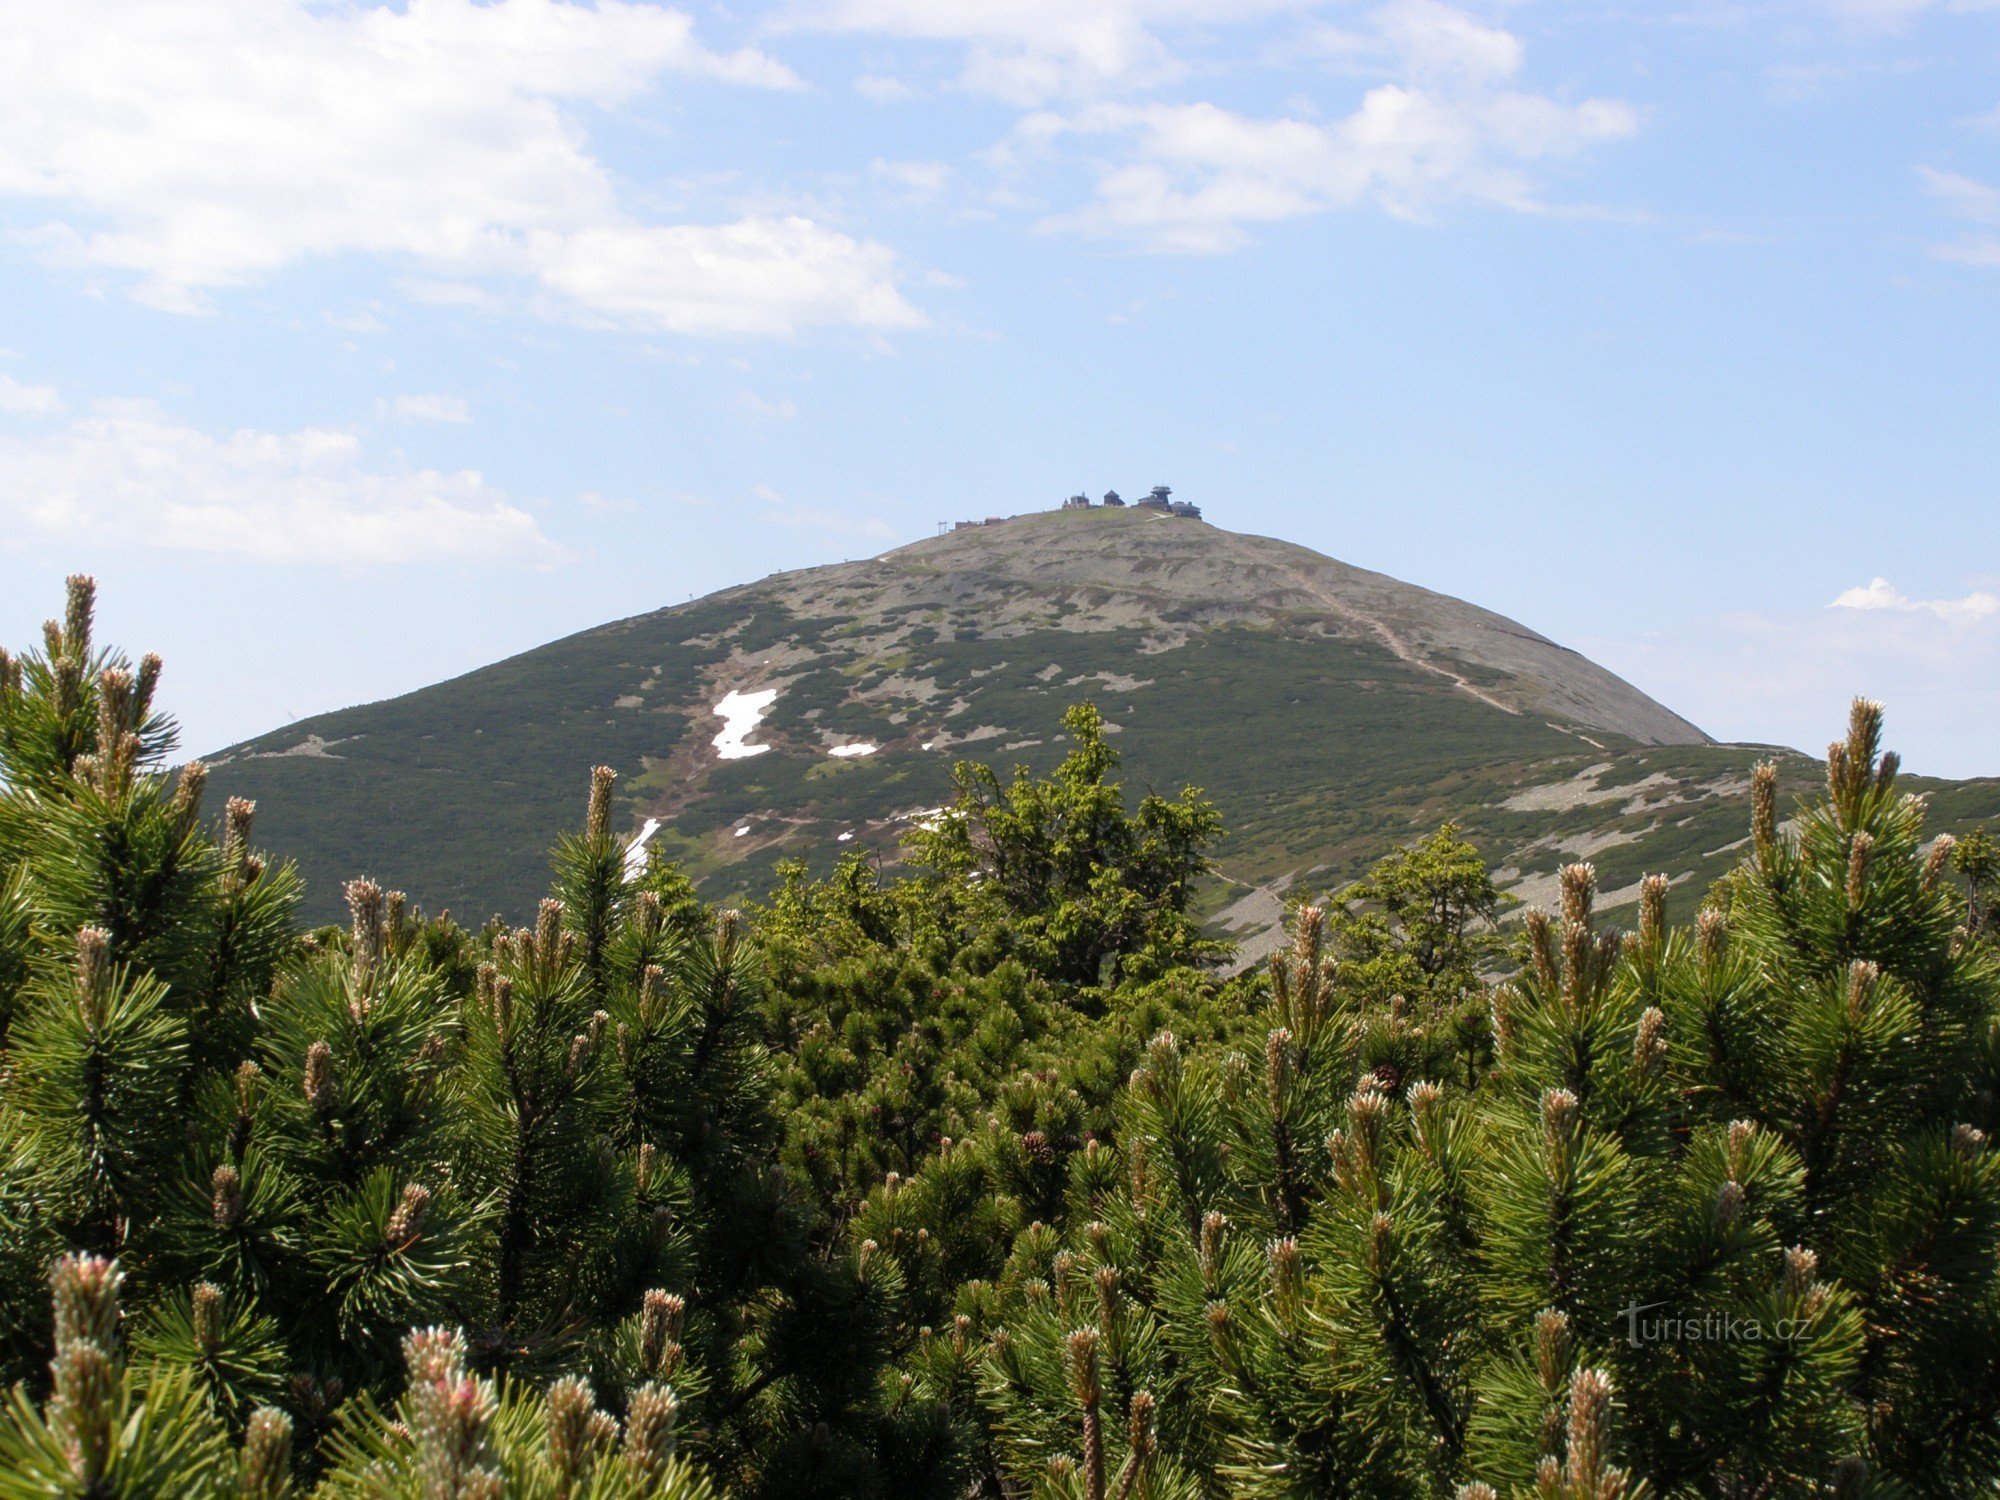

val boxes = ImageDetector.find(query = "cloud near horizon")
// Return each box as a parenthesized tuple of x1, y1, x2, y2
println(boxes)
(753, 485, 895, 542)
(0, 400, 562, 566)
(1586, 576, 2000, 778)
(1830, 576, 2000, 622)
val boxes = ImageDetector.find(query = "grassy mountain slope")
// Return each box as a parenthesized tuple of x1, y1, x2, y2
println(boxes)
(209, 509, 2000, 942)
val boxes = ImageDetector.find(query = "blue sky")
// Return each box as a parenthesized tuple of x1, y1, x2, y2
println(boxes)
(1, 0, 1997, 775)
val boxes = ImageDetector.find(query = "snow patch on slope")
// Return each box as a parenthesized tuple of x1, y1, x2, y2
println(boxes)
(713, 688, 779, 759)
(623, 818, 660, 882)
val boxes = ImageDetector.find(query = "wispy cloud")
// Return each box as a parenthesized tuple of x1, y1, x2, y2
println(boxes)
(734, 390, 799, 421)
(1810, 0, 1929, 23)
(855, 74, 924, 103)
(527, 217, 922, 336)
(324, 307, 386, 335)
(1024, 2, 1638, 252)
(0, 0, 921, 336)
(871, 158, 953, 196)
(807, 0, 1642, 254)
(0, 399, 561, 565)
(1921, 165, 2000, 265)
(0, 374, 64, 415)
(754, 485, 895, 541)
(1830, 576, 2000, 621)
(388, 393, 474, 425)
(799, 0, 1304, 106)
(1921, 166, 2000, 223)
(1585, 575, 2000, 778)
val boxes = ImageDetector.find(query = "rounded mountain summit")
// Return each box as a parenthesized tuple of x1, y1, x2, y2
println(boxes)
(208, 507, 1994, 940)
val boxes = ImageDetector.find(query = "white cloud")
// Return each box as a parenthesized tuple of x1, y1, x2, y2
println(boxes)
(754, 485, 895, 541)
(1920, 165, 2000, 267)
(855, 74, 924, 103)
(0, 0, 921, 336)
(1315, 0, 1522, 83)
(734, 390, 799, 421)
(1814, 0, 1931, 20)
(325, 307, 386, 334)
(1584, 578, 2000, 778)
(801, 0, 1305, 104)
(1830, 576, 2000, 621)
(871, 159, 954, 195)
(390, 393, 474, 425)
(0, 400, 560, 565)
(1936, 240, 2000, 267)
(0, 374, 63, 415)
(1031, 4, 1638, 251)
(527, 217, 922, 336)
(1804, 0, 1997, 25)
(1921, 166, 2000, 224)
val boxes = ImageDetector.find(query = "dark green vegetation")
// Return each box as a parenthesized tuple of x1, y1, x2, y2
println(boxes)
(6, 578, 2000, 1498)
(205, 510, 2000, 938)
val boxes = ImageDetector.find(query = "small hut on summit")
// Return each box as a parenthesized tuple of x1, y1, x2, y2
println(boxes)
(1049, 485, 1196, 519)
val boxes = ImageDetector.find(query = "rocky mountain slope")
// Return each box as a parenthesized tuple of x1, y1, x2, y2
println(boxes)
(209, 508, 2000, 947)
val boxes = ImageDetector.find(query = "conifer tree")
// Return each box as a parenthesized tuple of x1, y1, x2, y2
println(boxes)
(909, 702, 1224, 987)
(0, 578, 299, 1371)
(6, 579, 1998, 1498)
(0, 583, 926, 1495)
(958, 700, 1998, 1497)
(315, 1325, 713, 1499)
(0, 1254, 281, 1499)
(1952, 824, 1999, 938)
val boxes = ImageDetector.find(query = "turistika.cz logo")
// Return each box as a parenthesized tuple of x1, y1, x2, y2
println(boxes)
(1618, 1302, 1810, 1349)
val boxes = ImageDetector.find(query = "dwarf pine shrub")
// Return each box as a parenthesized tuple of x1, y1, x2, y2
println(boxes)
(2, 580, 1996, 1498)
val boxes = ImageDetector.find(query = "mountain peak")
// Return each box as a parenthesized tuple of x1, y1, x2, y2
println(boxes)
(214, 510, 1877, 933)
(739, 506, 1706, 748)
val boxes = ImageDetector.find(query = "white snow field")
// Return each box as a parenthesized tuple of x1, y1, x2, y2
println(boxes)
(712, 688, 779, 759)
(622, 817, 661, 881)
